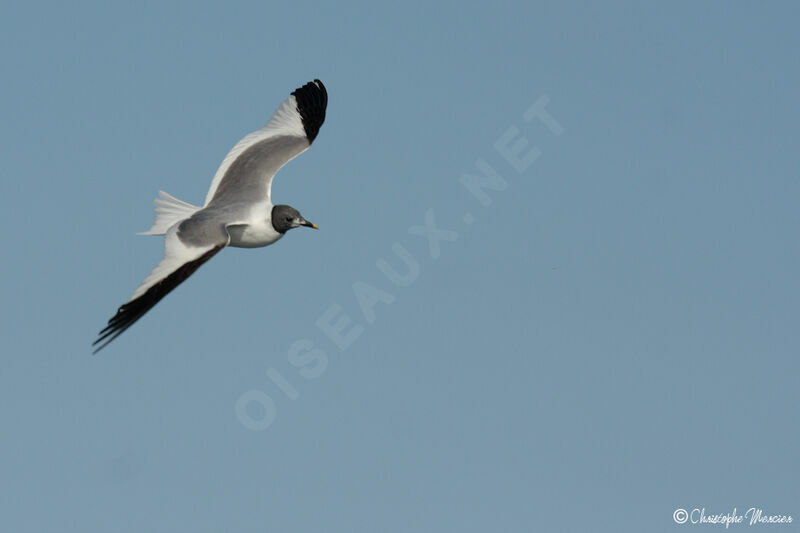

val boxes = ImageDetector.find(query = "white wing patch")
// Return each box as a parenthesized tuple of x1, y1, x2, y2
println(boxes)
(203, 94, 307, 206)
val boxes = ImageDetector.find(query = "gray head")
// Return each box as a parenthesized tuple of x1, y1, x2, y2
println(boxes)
(271, 205, 318, 234)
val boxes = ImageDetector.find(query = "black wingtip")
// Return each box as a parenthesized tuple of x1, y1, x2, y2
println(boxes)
(291, 79, 327, 143)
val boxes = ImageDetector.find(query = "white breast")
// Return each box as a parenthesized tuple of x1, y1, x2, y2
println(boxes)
(226, 204, 284, 248)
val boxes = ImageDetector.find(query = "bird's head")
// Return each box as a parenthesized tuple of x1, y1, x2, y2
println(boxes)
(271, 205, 318, 234)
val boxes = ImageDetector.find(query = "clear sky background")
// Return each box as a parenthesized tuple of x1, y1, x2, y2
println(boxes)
(1, 1, 798, 532)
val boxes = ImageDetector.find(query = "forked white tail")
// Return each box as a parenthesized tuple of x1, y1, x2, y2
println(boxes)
(138, 190, 201, 235)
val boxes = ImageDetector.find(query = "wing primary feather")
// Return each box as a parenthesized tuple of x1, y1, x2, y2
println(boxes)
(291, 79, 327, 142)
(92, 244, 225, 354)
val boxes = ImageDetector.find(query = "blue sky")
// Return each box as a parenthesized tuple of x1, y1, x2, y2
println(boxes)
(1, 1, 798, 532)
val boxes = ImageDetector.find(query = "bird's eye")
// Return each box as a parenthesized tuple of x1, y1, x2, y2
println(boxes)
(285, 217, 293, 222)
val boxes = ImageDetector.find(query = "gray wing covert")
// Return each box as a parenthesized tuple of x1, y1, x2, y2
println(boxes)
(207, 136, 309, 206)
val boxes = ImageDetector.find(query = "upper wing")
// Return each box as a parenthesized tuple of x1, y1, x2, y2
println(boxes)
(93, 220, 229, 353)
(203, 79, 327, 207)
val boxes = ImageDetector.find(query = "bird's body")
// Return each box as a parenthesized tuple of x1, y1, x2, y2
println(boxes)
(183, 201, 282, 249)
(93, 79, 327, 353)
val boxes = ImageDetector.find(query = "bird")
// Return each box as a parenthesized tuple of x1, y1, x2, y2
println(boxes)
(93, 79, 328, 353)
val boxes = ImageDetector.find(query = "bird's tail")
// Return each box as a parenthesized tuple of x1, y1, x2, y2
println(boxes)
(137, 190, 201, 236)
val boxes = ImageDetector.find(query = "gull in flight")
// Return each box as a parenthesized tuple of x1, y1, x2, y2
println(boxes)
(93, 79, 328, 353)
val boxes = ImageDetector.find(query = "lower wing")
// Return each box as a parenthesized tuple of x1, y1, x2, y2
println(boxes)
(93, 224, 228, 353)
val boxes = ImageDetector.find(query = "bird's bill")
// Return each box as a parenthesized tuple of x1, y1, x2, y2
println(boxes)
(302, 220, 319, 229)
